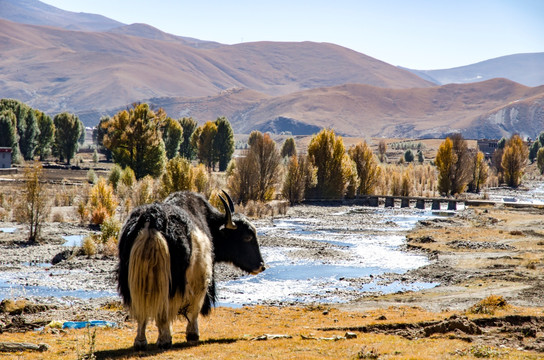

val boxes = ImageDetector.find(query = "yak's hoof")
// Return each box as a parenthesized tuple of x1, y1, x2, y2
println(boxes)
(186, 333, 200, 343)
(133, 339, 148, 351)
(157, 340, 172, 350)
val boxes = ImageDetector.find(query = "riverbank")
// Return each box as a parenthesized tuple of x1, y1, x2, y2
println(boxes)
(1, 200, 544, 358)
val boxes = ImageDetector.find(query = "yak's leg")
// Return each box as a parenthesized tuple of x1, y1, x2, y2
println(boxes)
(134, 319, 148, 350)
(156, 309, 172, 349)
(186, 309, 200, 343)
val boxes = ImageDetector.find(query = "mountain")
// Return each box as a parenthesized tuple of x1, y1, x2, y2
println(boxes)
(405, 53, 544, 87)
(107, 23, 222, 49)
(0, 18, 433, 116)
(0, 0, 124, 31)
(1, 1, 542, 139)
(148, 79, 544, 139)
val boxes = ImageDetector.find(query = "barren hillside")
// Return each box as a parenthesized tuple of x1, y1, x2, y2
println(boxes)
(0, 19, 433, 116)
(152, 79, 544, 138)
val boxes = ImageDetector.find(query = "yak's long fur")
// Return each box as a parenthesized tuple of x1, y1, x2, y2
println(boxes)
(128, 223, 171, 323)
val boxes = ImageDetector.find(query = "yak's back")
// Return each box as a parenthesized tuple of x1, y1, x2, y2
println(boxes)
(117, 202, 195, 304)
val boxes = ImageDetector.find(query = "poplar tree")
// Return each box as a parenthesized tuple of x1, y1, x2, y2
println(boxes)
(502, 134, 528, 188)
(102, 103, 166, 179)
(307, 128, 354, 199)
(53, 112, 82, 165)
(213, 116, 235, 171)
(179, 117, 197, 159)
(348, 141, 381, 195)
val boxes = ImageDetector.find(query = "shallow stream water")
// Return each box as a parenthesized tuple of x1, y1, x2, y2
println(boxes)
(217, 208, 443, 306)
(0, 207, 445, 305)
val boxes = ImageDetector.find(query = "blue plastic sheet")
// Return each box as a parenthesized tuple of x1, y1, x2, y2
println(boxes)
(62, 320, 117, 329)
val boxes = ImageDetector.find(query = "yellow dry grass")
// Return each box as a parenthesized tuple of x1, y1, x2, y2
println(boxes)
(1, 305, 543, 359)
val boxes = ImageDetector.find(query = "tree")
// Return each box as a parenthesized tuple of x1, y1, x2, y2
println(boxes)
(159, 157, 194, 199)
(537, 148, 544, 174)
(435, 138, 453, 195)
(213, 116, 235, 171)
(95, 116, 113, 161)
(0, 111, 17, 150)
(468, 151, 489, 193)
(529, 140, 540, 163)
(280, 137, 297, 158)
(196, 121, 218, 169)
(162, 117, 183, 159)
(307, 129, 353, 199)
(502, 134, 528, 188)
(282, 155, 315, 204)
(179, 117, 198, 159)
(377, 140, 387, 162)
(88, 177, 118, 225)
(417, 149, 425, 163)
(0, 99, 37, 161)
(449, 133, 472, 195)
(348, 141, 381, 195)
(404, 149, 414, 163)
(227, 131, 282, 203)
(35, 111, 55, 161)
(53, 112, 82, 165)
(102, 103, 166, 179)
(18, 162, 50, 243)
(20, 109, 38, 160)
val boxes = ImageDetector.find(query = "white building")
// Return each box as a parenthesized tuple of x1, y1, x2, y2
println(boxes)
(0, 147, 12, 168)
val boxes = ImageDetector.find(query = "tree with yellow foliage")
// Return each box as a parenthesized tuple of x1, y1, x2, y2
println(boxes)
(468, 151, 489, 193)
(348, 141, 381, 195)
(435, 137, 453, 195)
(502, 134, 528, 188)
(307, 129, 353, 199)
(102, 103, 166, 179)
(159, 157, 194, 199)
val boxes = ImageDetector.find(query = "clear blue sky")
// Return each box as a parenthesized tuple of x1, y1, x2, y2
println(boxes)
(41, 0, 544, 70)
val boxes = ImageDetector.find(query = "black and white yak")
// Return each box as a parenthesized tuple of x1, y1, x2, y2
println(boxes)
(117, 191, 265, 350)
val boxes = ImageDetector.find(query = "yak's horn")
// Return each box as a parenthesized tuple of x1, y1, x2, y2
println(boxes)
(219, 195, 237, 230)
(222, 190, 235, 212)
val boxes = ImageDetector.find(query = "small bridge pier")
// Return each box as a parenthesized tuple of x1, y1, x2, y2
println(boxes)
(359, 195, 463, 210)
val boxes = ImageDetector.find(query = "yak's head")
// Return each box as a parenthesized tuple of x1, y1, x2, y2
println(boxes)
(217, 192, 266, 275)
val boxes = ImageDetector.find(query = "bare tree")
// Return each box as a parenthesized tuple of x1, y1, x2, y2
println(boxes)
(228, 132, 282, 203)
(18, 162, 50, 243)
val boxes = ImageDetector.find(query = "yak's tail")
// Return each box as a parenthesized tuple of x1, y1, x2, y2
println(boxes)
(128, 222, 171, 323)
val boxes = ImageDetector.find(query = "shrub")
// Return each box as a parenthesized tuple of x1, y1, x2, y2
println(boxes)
(119, 166, 136, 188)
(89, 178, 118, 225)
(108, 164, 122, 191)
(131, 175, 156, 207)
(81, 236, 97, 257)
(159, 156, 194, 199)
(87, 169, 97, 184)
(468, 295, 508, 315)
(193, 163, 209, 195)
(100, 216, 121, 244)
(51, 211, 65, 223)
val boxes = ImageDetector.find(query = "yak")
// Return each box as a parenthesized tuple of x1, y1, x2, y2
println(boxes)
(117, 191, 265, 350)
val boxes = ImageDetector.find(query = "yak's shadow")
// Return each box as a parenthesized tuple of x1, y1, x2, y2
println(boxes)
(94, 337, 239, 359)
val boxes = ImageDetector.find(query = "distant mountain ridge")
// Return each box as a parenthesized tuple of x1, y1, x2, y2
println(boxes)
(147, 79, 544, 139)
(1, 0, 543, 139)
(0, 18, 433, 114)
(0, 0, 124, 31)
(405, 53, 544, 87)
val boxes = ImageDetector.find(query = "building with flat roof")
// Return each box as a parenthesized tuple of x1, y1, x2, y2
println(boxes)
(0, 147, 12, 168)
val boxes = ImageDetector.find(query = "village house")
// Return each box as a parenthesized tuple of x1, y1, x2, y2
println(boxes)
(0, 147, 12, 168)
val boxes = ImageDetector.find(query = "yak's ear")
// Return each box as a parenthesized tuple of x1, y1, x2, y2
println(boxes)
(219, 194, 237, 230)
